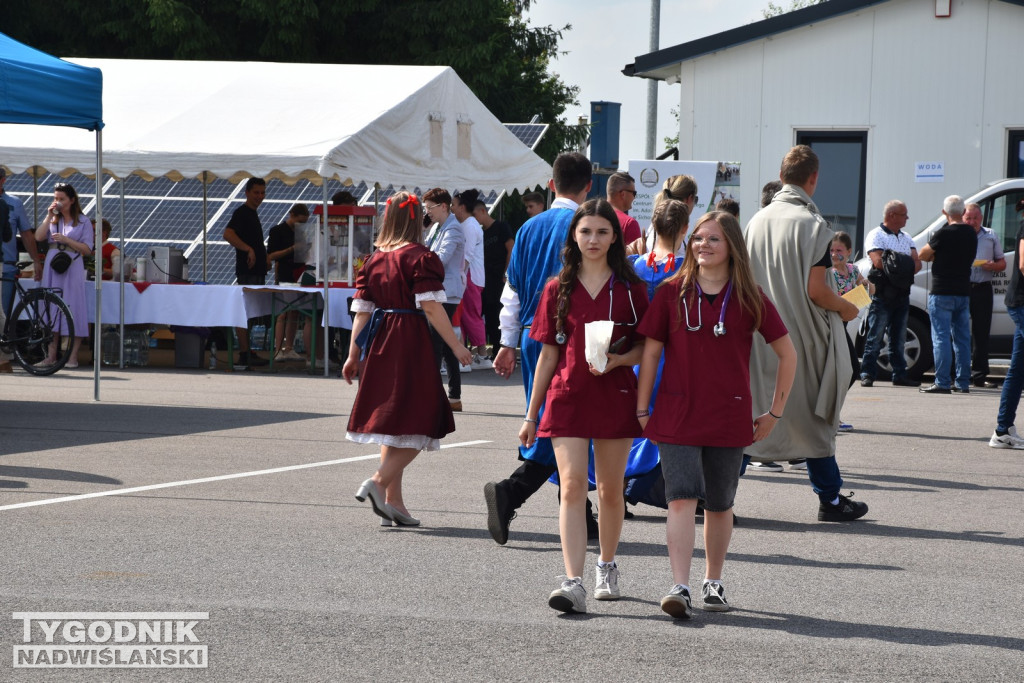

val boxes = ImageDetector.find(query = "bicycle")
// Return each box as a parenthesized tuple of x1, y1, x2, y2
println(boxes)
(0, 260, 75, 376)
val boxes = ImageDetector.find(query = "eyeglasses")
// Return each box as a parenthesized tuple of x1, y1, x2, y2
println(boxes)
(690, 235, 723, 246)
(623, 189, 637, 197)
(423, 203, 439, 212)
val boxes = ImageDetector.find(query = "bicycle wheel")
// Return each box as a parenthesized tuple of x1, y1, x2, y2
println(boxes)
(10, 291, 75, 376)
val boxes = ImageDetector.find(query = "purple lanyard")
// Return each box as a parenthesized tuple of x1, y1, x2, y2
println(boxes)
(693, 279, 732, 336)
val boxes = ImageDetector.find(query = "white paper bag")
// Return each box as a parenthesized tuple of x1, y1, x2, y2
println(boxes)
(584, 320, 615, 373)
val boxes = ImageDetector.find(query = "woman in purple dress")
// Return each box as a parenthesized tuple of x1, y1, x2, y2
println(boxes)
(34, 183, 93, 368)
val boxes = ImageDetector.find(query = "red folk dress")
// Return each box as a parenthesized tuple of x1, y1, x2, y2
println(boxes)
(530, 276, 649, 439)
(345, 244, 455, 451)
(638, 281, 788, 448)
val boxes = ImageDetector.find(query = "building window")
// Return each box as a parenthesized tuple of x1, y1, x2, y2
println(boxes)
(796, 131, 868, 253)
(1006, 130, 1024, 178)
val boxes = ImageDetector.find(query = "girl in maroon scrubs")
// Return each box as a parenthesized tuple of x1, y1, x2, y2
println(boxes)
(636, 211, 796, 619)
(520, 199, 649, 614)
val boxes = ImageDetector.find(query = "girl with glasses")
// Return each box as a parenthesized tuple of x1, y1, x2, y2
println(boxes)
(636, 211, 796, 619)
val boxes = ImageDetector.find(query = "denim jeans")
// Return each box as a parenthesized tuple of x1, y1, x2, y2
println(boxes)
(928, 294, 972, 389)
(741, 455, 844, 503)
(996, 306, 1024, 432)
(860, 295, 910, 380)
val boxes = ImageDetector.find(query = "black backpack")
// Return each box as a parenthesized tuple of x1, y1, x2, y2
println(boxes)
(882, 249, 915, 290)
(867, 249, 914, 300)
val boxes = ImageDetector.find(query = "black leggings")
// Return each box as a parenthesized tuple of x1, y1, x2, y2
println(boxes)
(430, 302, 460, 400)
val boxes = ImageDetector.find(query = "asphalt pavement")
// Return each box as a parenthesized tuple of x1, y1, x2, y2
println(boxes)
(1, 364, 1023, 682)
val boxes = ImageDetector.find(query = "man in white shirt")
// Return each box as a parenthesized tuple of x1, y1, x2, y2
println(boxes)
(860, 200, 922, 387)
(965, 202, 1006, 387)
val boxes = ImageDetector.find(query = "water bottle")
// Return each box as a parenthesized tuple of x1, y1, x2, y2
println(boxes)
(125, 332, 136, 366)
(209, 342, 217, 370)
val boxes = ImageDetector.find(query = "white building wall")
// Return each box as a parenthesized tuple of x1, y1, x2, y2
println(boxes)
(673, 0, 1024, 238)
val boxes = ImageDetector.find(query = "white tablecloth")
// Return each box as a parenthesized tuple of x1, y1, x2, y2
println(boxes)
(240, 285, 355, 329)
(24, 281, 357, 329)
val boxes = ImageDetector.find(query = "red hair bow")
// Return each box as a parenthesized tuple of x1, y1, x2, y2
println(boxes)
(386, 194, 420, 219)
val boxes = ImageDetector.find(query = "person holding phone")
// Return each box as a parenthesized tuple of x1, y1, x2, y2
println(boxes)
(34, 183, 93, 369)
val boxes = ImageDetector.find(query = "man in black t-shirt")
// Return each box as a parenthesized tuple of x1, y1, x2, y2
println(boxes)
(473, 200, 514, 360)
(918, 194, 978, 393)
(223, 177, 269, 367)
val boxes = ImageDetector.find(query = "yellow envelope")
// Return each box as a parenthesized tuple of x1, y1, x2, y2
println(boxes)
(842, 284, 872, 310)
(973, 259, 987, 267)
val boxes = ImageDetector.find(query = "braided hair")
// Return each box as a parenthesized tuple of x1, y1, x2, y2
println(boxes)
(553, 199, 641, 342)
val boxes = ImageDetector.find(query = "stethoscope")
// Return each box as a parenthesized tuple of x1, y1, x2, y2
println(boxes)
(685, 280, 732, 337)
(556, 274, 639, 344)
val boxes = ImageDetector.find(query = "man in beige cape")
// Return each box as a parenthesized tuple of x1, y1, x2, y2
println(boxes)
(744, 145, 868, 522)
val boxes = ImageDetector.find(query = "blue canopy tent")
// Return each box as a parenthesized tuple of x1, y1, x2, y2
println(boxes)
(0, 32, 104, 398)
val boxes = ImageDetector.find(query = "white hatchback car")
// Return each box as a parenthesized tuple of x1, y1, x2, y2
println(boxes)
(851, 178, 1024, 379)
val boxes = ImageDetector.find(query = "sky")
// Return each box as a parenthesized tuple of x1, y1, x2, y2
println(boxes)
(525, 0, 774, 165)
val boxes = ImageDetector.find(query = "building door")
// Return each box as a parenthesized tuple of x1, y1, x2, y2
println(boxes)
(1007, 130, 1024, 177)
(796, 131, 868, 255)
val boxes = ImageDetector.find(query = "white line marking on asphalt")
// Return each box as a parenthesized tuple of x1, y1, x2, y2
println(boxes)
(0, 440, 492, 512)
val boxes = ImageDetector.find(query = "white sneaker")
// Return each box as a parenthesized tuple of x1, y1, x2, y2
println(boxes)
(748, 461, 784, 472)
(471, 354, 493, 370)
(989, 431, 1024, 449)
(459, 363, 472, 373)
(440, 365, 448, 375)
(548, 577, 587, 614)
(594, 562, 621, 600)
(1008, 426, 1024, 443)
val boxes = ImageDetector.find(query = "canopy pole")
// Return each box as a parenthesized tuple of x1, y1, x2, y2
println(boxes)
(93, 129, 103, 401)
(202, 171, 208, 282)
(321, 181, 329, 378)
(119, 178, 126, 368)
(32, 169, 39, 226)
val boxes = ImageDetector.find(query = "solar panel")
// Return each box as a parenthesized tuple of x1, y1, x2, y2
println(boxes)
(504, 123, 549, 150)
(173, 241, 244, 286)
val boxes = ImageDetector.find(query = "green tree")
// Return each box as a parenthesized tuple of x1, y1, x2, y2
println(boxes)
(6, 0, 583, 160)
(663, 106, 680, 150)
(762, 0, 826, 19)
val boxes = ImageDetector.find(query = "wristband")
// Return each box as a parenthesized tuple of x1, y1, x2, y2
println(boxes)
(523, 417, 538, 424)
(636, 409, 650, 418)
(768, 410, 782, 419)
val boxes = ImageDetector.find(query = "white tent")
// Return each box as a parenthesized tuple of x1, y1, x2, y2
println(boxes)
(0, 59, 551, 383)
(0, 59, 552, 191)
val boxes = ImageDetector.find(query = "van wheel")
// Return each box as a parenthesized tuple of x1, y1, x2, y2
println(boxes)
(864, 313, 933, 381)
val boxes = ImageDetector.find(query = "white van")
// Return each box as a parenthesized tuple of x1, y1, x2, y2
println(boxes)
(851, 178, 1024, 379)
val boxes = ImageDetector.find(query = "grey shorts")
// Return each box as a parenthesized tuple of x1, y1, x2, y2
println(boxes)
(659, 443, 744, 512)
